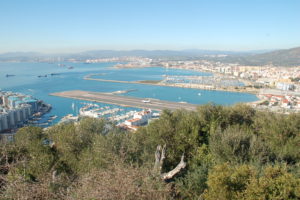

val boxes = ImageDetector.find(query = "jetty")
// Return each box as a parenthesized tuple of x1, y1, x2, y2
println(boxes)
(50, 90, 199, 111)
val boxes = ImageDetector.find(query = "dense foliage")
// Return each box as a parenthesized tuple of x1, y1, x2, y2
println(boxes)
(0, 104, 300, 199)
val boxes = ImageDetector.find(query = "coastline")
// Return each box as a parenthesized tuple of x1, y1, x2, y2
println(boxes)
(84, 73, 260, 95)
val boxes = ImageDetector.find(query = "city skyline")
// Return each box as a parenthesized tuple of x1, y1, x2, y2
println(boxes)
(0, 0, 300, 53)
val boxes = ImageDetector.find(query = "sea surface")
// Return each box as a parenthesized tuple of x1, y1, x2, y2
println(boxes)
(0, 62, 258, 125)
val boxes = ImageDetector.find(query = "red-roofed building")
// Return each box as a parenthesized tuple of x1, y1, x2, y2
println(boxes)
(281, 99, 290, 107)
(124, 109, 152, 126)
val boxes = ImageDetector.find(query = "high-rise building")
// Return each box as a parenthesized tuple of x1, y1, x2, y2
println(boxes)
(0, 90, 45, 132)
(0, 113, 9, 131)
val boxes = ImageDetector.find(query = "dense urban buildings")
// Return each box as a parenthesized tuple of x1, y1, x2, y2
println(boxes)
(0, 90, 50, 133)
(82, 56, 300, 113)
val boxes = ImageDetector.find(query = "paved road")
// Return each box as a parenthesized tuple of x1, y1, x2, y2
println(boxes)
(260, 89, 300, 96)
(51, 90, 199, 111)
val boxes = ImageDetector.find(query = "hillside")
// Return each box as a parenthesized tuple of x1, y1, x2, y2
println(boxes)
(1, 104, 300, 199)
(216, 46, 300, 66)
(245, 46, 300, 66)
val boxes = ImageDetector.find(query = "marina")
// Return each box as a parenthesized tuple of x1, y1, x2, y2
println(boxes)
(58, 102, 155, 130)
(79, 104, 124, 118)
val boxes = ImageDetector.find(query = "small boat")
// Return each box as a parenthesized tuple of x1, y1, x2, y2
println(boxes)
(59, 114, 79, 123)
(38, 122, 49, 126)
(32, 117, 42, 121)
(50, 73, 60, 76)
(38, 75, 47, 78)
(6, 74, 15, 77)
(198, 93, 202, 96)
(49, 115, 58, 120)
(68, 66, 74, 69)
(152, 112, 160, 117)
(142, 99, 151, 103)
(28, 120, 38, 124)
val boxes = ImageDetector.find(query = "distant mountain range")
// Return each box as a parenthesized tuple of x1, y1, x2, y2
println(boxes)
(0, 52, 42, 59)
(241, 46, 300, 66)
(75, 49, 252, 58)
(212, 46, 300, 66)
(0, 49, 251, 62)
(0, 47, 299, 66)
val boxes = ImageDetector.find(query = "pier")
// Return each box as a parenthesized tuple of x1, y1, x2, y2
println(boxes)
(50, 90, 199, 111)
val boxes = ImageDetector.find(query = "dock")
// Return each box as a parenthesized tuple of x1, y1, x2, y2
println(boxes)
(50, 90, 199, 111)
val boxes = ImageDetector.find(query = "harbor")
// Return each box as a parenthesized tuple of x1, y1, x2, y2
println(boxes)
(56, 102, 159, 131)
(0, 62, 258, 131)
(51, 90, 199, 111)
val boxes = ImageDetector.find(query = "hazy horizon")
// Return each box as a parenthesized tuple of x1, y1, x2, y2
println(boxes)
(0, 47, 292, 55)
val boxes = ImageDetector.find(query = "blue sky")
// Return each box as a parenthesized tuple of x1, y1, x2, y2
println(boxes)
(0, 0, 299, 53)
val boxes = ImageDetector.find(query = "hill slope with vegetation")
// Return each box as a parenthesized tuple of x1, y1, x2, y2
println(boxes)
(243, 46, 300, 66)
(217, 46, 300, 66)
(1, 104, 300, 199)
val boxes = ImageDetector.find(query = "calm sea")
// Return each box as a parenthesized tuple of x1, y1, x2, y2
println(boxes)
(0, 62, 258, 125)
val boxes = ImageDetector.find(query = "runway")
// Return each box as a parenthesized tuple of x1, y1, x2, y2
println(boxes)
(50, 90, 199, 111)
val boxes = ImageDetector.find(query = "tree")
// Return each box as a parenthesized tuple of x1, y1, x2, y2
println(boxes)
(209, 125, 270, 164)
(10, 127, 56, 181)
(253, 112, 300, 163)
(203, 164, 300, 200)
(202, 163, 254, 200)
(243, 165, 300, 200)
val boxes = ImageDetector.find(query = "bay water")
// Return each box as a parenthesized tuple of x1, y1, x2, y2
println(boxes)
(0, 62, 258, 125)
